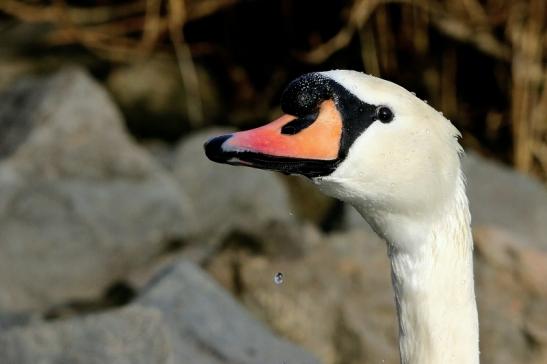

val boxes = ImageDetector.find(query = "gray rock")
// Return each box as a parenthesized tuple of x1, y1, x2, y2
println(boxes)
(0, 261, 318, 364)
(0, 306, 172, 364)
(106, 54, 221, 134)
(473, 226, 547, 364)
(0, 313, 39, 331)
(0, 67, 193, 313)
(173, 128, 293, 240)
(463, 151, 547, 250)
(137, 260, 319, 364)
(207, 227, 398, 364)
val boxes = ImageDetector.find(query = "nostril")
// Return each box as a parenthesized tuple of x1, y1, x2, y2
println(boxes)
(204, 134, 232, 162)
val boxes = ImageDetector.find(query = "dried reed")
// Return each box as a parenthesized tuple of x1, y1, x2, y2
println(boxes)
(1, 0, 545, 180)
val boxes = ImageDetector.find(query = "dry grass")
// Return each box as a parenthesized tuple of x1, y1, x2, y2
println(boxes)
(0, 0, 237, 126)
(1, 0, 545, 180)
(300, 0, 546, 180)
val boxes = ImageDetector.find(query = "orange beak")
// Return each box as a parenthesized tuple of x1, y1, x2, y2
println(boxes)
(204, 100, 343, 177)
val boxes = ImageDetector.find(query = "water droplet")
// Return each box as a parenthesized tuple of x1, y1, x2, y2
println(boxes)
(288, 212, 294, 216)
(423, 99, 428, 104)
(274, 272, 284, 285)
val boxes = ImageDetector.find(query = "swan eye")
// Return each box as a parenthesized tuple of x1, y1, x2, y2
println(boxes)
(376, 106, 393, 123)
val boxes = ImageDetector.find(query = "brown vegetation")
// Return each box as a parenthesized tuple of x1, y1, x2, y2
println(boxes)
(1, 0, 545, 181)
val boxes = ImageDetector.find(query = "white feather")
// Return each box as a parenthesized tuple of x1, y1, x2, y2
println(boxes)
(314, 70, 479, 364)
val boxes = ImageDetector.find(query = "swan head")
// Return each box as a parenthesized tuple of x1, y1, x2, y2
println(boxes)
(205, 70, 463, 220)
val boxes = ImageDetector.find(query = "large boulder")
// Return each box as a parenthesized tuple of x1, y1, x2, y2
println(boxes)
(463, 151, 547, 250)
(207, 226, 399, 364)
(474, 226, 547, 364)
(137, 260, 319, 364)
(0, 307, 171, 364)
(106, 54, 221, 139)
(0, 67, 193, 313)
(0, 260, 319, 364)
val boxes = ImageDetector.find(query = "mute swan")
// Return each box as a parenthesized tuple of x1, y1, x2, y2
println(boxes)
(204, 70, 479, 364)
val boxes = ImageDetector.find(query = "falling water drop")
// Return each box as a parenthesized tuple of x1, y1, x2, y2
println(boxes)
(274, 272, 284, 285)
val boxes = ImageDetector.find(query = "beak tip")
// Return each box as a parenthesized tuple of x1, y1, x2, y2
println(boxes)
(204, 134, 232, 163)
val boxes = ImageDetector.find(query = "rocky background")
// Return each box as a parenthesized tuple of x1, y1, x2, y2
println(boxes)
(0, 1, 546, 364)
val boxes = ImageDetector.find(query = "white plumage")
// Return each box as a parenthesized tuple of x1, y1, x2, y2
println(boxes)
(315, 71, 479, 364)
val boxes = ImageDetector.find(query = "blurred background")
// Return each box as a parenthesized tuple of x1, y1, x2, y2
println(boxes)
(0, 1, 546, 364)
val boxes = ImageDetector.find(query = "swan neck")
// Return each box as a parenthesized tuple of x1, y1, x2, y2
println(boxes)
(362, 175, 479, 364)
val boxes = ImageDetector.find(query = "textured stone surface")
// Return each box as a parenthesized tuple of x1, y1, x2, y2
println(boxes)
(463, 151, 547, 250)
(208, 227, 398, 364)
(137, 260, 319, 364)
(0, 68, 193, 313)
(474, 226, 547, 364)
(0, 307, 172, 364)
(107, 54, 221, 138)
(0, 261, 319, 364)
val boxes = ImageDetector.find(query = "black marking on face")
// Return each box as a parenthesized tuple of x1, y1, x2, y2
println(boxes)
(280, 112, 319, 135)
(281, 73, 380, 162)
